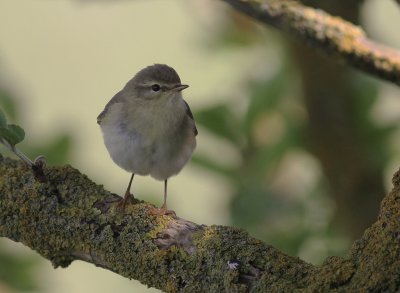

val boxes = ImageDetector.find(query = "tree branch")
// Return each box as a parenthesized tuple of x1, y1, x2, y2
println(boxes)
(222, 0, 400, 86)
(1, 154, 400, 292)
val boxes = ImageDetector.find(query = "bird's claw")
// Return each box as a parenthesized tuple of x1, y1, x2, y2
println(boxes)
(117, 192, 135, 210)
(149, 206, 177, 218)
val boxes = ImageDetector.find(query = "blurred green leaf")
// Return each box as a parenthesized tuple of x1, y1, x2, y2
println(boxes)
(0, 108, 25, 146)
(0, 124, 25, 146)
(231, 185, 274, 226)
(245, 70, 286, 131)
(22, 134, 71, 165)
(0, 90, 17, 120)
(250, 117, 300, 176)
(352, 74, 378, 124)
(7, 124, 25, 144)
(195, 104, 242, 145)
(191, 154, 236, 179)
(349, 74, 393, 168)
(0, 109, 7, 127)
(230, 185, 309, 255)
(0, 245, 39, 291)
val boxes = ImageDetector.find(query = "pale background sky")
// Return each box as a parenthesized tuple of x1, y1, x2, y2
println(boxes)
(0, 0, 399, 292)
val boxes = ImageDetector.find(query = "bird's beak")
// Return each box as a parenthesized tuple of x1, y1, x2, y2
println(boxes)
(172, 84, 189, 92)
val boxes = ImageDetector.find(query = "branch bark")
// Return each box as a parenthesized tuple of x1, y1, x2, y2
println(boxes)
(222, 0, 400, 86)
(1, 155, 400, 291)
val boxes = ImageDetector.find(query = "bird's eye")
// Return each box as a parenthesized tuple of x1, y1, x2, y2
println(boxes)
(151, 84, 161, 92)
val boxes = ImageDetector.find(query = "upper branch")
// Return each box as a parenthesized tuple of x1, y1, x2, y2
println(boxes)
(1, 154, 400, 292)
(222, 0, 400, 86)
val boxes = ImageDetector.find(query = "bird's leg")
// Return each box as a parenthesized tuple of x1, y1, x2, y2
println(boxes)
(125, 173, 135, 199)
(149, 179, 176, 217)
(118, 173, 135, 209)
(161, 179, 168, 210)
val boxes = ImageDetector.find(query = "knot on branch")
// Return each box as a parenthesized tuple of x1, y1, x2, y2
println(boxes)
(154, 218, 204, 253)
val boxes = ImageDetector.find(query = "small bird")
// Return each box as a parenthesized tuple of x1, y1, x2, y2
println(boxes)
(97, 64, 197, 213)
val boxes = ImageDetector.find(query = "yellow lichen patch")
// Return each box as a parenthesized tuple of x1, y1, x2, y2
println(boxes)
(146, 215, 173, 239)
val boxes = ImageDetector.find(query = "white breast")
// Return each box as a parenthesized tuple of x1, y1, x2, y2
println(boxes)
(100, 96, 196, 180)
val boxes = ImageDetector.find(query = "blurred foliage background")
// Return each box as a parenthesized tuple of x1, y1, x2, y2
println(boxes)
(1, 0, 400, 292)
(0, 79, 73, 292)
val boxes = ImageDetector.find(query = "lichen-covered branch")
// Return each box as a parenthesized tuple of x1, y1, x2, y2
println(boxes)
(1, 154, 400, 292)
(222, 0, 400, 86)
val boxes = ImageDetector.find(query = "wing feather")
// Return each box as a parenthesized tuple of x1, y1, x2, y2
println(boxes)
(97, 91, 125, 124)
(183, 100, 198, 136)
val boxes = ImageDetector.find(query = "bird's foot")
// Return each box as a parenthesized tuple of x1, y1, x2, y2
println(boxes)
(117, 192, 135, 210)
(149, 206, 177, 218)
